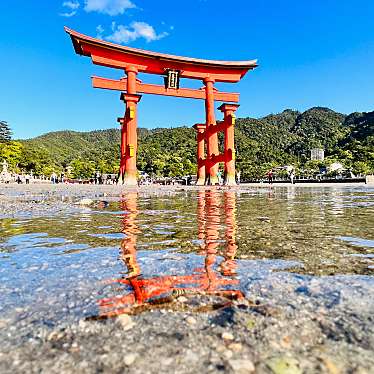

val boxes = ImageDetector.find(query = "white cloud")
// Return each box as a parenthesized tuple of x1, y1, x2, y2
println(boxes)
(60, 0, 80, 17)
(63, 1, 80, 9)
(60, 11, 78, 17)
(84, 0, 136, 16)
(105, 21, 168, 43)
(96, 24, 105, 39)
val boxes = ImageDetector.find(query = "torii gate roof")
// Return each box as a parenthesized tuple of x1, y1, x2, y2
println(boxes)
(65, 27, 258, 83)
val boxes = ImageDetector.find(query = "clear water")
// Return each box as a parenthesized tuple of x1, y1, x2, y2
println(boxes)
(0, 187, 373, 321)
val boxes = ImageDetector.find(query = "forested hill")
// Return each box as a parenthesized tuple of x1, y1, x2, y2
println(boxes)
(7, 107, 374, 178)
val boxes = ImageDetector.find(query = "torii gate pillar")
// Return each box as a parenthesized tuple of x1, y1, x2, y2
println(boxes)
(119, 66, 142, 185)
(119, 92, 141, 185)
(117, 117, 126, 181)
(204, 78, 219, 185)
(193, 123, 206, 185)
(219, 103, 240, 185)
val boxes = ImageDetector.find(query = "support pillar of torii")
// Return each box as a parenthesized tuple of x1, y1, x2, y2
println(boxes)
(193, 123, 206, 186)
(220, 103, 239, 185)
(118, 66, 142, 185)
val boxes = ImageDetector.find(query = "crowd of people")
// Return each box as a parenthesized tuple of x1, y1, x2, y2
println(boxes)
(0, 171, 118, 185)
(266, 167, 295, 184)
(0, 166, 300, 186)
(0, 168, 251, 186)
(1, 173, 35, 184)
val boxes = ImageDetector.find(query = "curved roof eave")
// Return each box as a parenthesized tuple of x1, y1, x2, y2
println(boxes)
(64, 27, 258, 70)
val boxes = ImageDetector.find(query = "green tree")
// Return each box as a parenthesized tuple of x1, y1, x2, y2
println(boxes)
(0, 141, 23, 171)
(0, 121, 12, 142)
(70, 159, 96, 179)
(352, 161, 371, 175)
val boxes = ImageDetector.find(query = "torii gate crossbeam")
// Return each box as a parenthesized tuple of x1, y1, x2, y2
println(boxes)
(92, 76, 240, 102)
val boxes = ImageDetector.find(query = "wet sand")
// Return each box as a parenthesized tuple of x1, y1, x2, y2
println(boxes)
(0, 181, 371, 216)
(0, 184, 373, 373)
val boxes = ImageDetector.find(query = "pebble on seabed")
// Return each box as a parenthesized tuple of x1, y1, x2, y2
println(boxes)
(117, 314, 135, 331)
(222, 332, 235, 341)
(228, 359, 255, 374)
(223, 350, 233, 360)
(228, 342, 243, 352)
(186, 316, 197, 325)
(123, 353, 137, 366)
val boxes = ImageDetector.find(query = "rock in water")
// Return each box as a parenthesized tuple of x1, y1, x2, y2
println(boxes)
(117, 314, 135, 331)
(222, 332, 235, 341)
(124, 353, 136, 366)
(266, 356, 301, 374)
(229, 359, 255, 373)
(186, 316, 197, 325)
(223, 350, 233, 360)
(228, 342, 243, 352)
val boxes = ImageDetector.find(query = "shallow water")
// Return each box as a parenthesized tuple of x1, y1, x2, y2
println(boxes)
(0, 186, 373, 321)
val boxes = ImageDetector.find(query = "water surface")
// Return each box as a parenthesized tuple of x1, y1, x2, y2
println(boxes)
(0, 186, 373, 322)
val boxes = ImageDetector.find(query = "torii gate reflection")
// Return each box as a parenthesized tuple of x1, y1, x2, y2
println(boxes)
(98, 190, 243, 318)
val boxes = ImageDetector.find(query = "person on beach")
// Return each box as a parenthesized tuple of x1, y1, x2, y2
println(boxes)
(217, 170, 223, 185)
(266, 170, 273, 184)
(236, 170, 241, 184)
(289, 169, 295, 184)
(25, 174, 30, 184)
(50, 172, 57, 184)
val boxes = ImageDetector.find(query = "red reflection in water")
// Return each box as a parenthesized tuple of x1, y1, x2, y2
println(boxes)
(98, 190, 243, 317)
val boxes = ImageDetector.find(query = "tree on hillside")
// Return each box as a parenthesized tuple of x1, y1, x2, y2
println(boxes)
(290, 107, 347, 154)
(7, 107, 373, 179)
(0, 141, 23, 171)
(0, 120, 12, 142)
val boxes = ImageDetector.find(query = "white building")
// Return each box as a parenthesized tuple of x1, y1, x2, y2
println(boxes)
(310, 148, 325, 161)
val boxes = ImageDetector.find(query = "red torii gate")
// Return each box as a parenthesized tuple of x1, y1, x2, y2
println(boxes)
(65, 28, 257, 185)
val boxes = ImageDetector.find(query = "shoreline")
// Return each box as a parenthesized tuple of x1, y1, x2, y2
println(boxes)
(0, 180, 372, 190)
(0, 183, 372, 220)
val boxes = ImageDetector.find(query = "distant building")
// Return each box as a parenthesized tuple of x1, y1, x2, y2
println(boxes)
(310, 148, 324, 161)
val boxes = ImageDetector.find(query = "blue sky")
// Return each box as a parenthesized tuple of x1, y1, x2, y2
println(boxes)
(0, 0, 373, 139)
